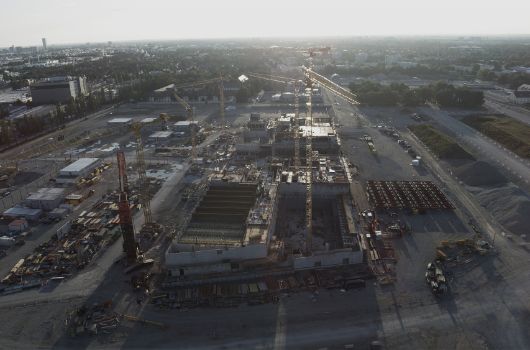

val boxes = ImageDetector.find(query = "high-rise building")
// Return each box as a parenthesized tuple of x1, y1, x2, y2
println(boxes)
(30, 76, 88, 105)
(42, 38, 47, 51)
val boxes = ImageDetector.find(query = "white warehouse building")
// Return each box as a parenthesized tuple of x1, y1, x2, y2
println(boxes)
(56, 158, 101, 184)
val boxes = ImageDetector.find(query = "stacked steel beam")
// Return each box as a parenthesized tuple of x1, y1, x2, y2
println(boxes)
(366, 180, 453, 210)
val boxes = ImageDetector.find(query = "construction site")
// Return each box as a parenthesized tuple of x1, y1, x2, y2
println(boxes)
(160, 68, 364, 293)
(0, 47, 528, 350)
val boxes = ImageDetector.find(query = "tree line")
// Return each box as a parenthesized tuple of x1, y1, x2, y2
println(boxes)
(0, 73, 220, 146)
(0, 87, 110, 146)
(349, 81, 484, 108)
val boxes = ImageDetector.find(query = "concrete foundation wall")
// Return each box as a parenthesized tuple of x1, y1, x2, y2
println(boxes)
(243, 130, 268, 142)
(172, 263, 233, 276)
(235, 143, 262, 155)
(273, 140, 339, 156)
(279, 182, 349, 198)
(55, 177, 78, 185)
(165, 243, 267, 269)
(293, 249, 363, 269)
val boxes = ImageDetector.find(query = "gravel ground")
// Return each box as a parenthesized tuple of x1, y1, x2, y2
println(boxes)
(0, 100, 529, 350)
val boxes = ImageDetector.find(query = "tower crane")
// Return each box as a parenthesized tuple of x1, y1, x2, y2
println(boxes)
(304, 53, 315, 255)
(158, 113, 170, 130)
(132, 122, 153, 226)
(301, 66, 358, 105)
(245, 72, 312, 253)
(117, 150, 138, 264)
(302, 59, 358, 253)
(168, 76, 227, 127)
(170, 91, 197, 159)
(246, 55, 359, 254)
(247, 68, 358, 254)
(218, 74, 226, 127)
(244, 72, 301, 169)
(293, 80, 302, 171)
(305, 46, 359, 105)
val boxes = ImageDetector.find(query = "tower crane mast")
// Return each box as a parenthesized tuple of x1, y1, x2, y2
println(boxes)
(303, 50, 317, 255)
(218, 75, 226, 127)
(294, 80, 301, 171)
(246, 54, 359, 254)
(169, 76, 227, 127)
(132, 123, 153, 226)
(304, 79, 314, 254)
(170, 92, 197, 159)
(244, 72, 301, 168)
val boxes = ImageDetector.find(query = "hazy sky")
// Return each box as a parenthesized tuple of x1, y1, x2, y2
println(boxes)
(1, 0, 530, 47)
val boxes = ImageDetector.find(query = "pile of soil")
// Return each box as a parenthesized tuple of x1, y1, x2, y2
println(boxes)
(471, 184, 530, 237)
(454, 161, 507, 187)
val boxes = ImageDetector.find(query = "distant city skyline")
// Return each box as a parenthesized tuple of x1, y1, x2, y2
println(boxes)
(1, 0, 530, 47)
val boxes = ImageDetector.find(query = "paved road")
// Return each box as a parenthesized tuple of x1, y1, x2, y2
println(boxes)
(485, 96, 530, 126)
(419, 106, 530, 185)
(324, 90, 530, 349)
(1, 106, 115, 161)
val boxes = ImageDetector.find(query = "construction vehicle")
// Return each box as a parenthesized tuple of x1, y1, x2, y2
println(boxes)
(425, 261, 448, 296)
(0, 163, 18, 181)
(437, 238, 492, 257)
(158, 113, 170, 130)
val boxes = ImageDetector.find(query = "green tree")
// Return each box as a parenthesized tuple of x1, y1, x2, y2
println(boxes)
(235, 87, 250, 103)
(0, 105, 9, 118)
(65, 98, 78, 116)
(0, 119, 13, 145)
(477, 69, 496, 81)
(401, 90, 423, 106)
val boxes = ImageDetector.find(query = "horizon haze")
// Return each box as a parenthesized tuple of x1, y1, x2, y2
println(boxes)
(1, 0, 530, 47)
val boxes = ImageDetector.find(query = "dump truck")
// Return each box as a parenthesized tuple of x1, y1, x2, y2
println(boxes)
(425, 261, 448, 296)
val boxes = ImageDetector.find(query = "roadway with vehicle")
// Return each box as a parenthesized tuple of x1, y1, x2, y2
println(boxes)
(484, 94, 530, 126)
(419, 106, 530, 185)
(322, 90, 530, 350)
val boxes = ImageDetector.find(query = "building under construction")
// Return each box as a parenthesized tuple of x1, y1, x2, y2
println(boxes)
(236, 111, 339, 158)
(165, 169, 279, 276)
(165, 110, 362, 277)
